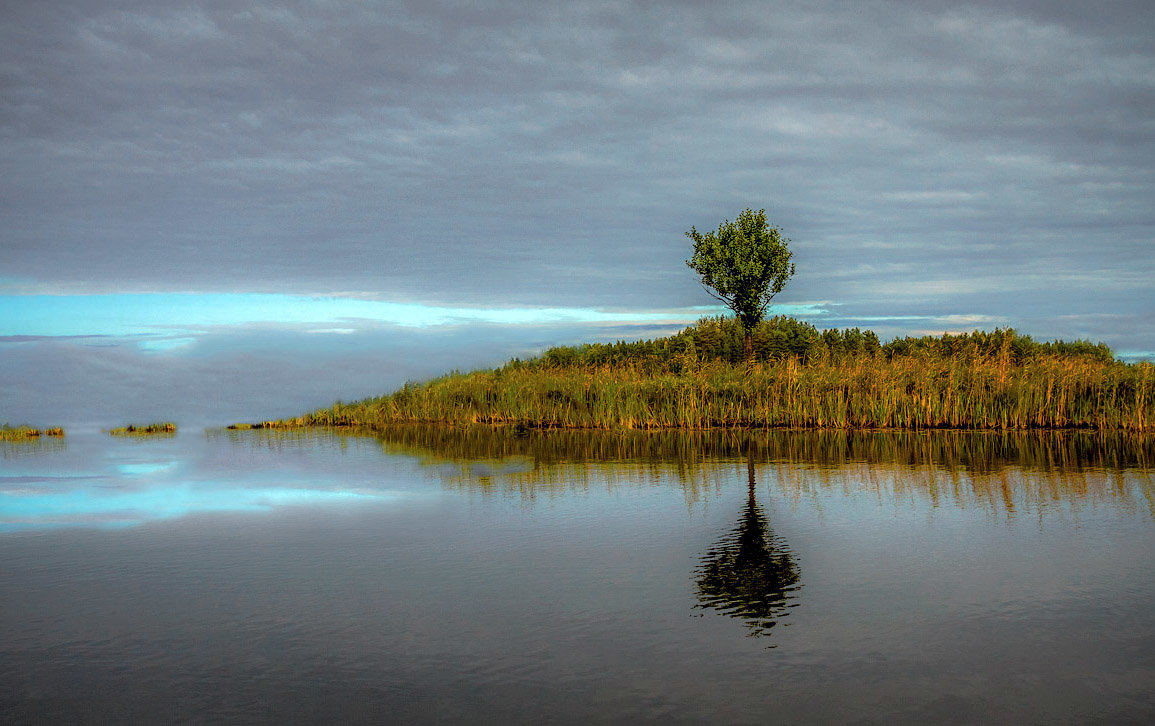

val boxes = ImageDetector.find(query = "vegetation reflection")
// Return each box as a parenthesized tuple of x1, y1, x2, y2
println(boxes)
(1, 435, 67, 459)
(358, 426, 1152, 515)
(222, 426, 1155, 517)
(221, 427, 1154, 641)
(694, 453, 800, 638)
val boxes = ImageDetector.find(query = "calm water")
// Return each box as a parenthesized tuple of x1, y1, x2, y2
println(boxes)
(2, 428, 1154, 724)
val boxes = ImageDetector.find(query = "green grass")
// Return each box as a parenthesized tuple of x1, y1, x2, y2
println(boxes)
(272, 317, 1155, 432)
(108, 422, 177, 436)
(0, 424, 64, 441)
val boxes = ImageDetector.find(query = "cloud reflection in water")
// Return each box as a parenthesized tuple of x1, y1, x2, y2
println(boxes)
(0, 480, 393, 532)
(0, 431, 405, 532)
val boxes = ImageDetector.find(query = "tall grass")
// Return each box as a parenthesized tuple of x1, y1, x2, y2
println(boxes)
(286, 317, 1154, 432)
(108, 422, 177, 436)
(0, 424, 64, 440)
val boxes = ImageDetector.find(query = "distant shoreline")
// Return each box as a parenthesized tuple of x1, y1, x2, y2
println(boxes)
(0, 425, 65, 441)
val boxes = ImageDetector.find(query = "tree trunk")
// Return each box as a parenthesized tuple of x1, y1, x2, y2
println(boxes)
(744, 331, 754, 364)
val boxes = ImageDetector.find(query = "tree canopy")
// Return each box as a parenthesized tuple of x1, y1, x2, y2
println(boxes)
(685, 208, 795, 332)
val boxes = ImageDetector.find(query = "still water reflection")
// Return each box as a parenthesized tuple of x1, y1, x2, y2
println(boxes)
(694, 455, 801, 639)
(2, 427, 1154, 723)
(372, 425, 1155, 519)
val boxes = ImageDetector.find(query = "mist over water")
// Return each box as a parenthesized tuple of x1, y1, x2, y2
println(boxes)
(2, 428, 1154, 723)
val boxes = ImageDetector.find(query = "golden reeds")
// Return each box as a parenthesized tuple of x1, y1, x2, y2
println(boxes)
(295, 355, 1154, 432)
(0, 424, 65, 441)
(108, 422, 177, 436)
(281, 319, 1155, 432)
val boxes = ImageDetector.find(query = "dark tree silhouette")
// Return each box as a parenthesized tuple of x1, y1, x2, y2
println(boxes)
(694, 453, 801, 638)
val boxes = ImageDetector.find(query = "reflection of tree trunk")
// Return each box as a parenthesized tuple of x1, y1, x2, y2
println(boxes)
(694, 449, 801, 638)
(747, 448, 756, 500)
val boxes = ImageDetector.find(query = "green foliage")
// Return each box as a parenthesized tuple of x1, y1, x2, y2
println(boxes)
(529, 316, 865, 368)
(686, 208, 796, 331)
(881, 329, 1114, 365)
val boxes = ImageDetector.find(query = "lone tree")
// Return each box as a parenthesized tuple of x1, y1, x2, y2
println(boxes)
(686, 208, 795, 361)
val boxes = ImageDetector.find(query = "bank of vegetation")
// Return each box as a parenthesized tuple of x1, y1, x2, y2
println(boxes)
(0, 424, 65, 441)
(226, 421, 299, 431)
(108, 422, 177, 436)
(280, 317, 1153, 432)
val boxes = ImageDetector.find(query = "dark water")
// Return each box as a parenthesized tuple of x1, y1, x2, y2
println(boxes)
(2, 428, 1154, 724)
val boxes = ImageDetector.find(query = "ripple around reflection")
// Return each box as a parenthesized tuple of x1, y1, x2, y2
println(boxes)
(694, 455, 801, 640)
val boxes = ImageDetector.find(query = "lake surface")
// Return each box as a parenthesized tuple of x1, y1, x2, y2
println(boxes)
(2, 427, 1154, 724)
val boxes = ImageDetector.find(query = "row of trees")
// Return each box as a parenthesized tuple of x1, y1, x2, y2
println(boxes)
(523, 316, 1113, 371)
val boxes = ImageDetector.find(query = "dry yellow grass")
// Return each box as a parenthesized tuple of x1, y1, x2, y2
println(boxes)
(108, 422, 177, 436)
(0, 425, 64, 440)
(294, 354, 1154, 432)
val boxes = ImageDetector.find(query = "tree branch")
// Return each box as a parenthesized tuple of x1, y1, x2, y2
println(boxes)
(699, 282, 730, 306)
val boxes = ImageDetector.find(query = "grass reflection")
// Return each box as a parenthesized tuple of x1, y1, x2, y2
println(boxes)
(359, 426, 1155, 517)
(227, 426, 1154, 643)
(1, 436, 67, 459)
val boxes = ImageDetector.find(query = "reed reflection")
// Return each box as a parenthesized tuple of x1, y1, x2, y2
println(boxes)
(694, 453, 800, 638)
(224, 426, 1155, 517)
(1, 436, 67, 459)
(363, 426, 1153, 515)
(364, 425, 1155, 473)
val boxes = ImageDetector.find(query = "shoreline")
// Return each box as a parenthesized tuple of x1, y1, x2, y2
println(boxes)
(229, 419, 1155, 434)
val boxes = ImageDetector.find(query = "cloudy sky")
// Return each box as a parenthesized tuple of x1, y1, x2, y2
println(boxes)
(2, 0, 1153, 427)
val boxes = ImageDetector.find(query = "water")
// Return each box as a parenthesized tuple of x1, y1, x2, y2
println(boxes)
(2, 428, 1154, 724)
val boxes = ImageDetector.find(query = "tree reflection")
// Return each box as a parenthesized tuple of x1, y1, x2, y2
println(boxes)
(694, 454, 800, 638)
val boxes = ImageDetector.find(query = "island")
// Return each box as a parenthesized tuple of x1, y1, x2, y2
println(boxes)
(244, 210, 1153, 433)
(253, 315, 1152, 433)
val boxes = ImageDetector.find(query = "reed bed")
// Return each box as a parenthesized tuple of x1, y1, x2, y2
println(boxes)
(108, 422, 177, 436)
(226, 420, 305, 431)
(0, 424, 64, 441)
(296, 354, 1153, 432)
(276, 319, 1154, 432)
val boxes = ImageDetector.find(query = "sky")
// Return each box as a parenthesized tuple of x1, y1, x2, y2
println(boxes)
(2, 0, 1153, 427)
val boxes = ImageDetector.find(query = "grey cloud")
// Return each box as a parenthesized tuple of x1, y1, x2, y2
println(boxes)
(0, 0, 1151, 348)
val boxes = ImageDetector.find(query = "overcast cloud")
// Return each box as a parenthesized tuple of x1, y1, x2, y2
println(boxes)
(2, 0, 1153, 425)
